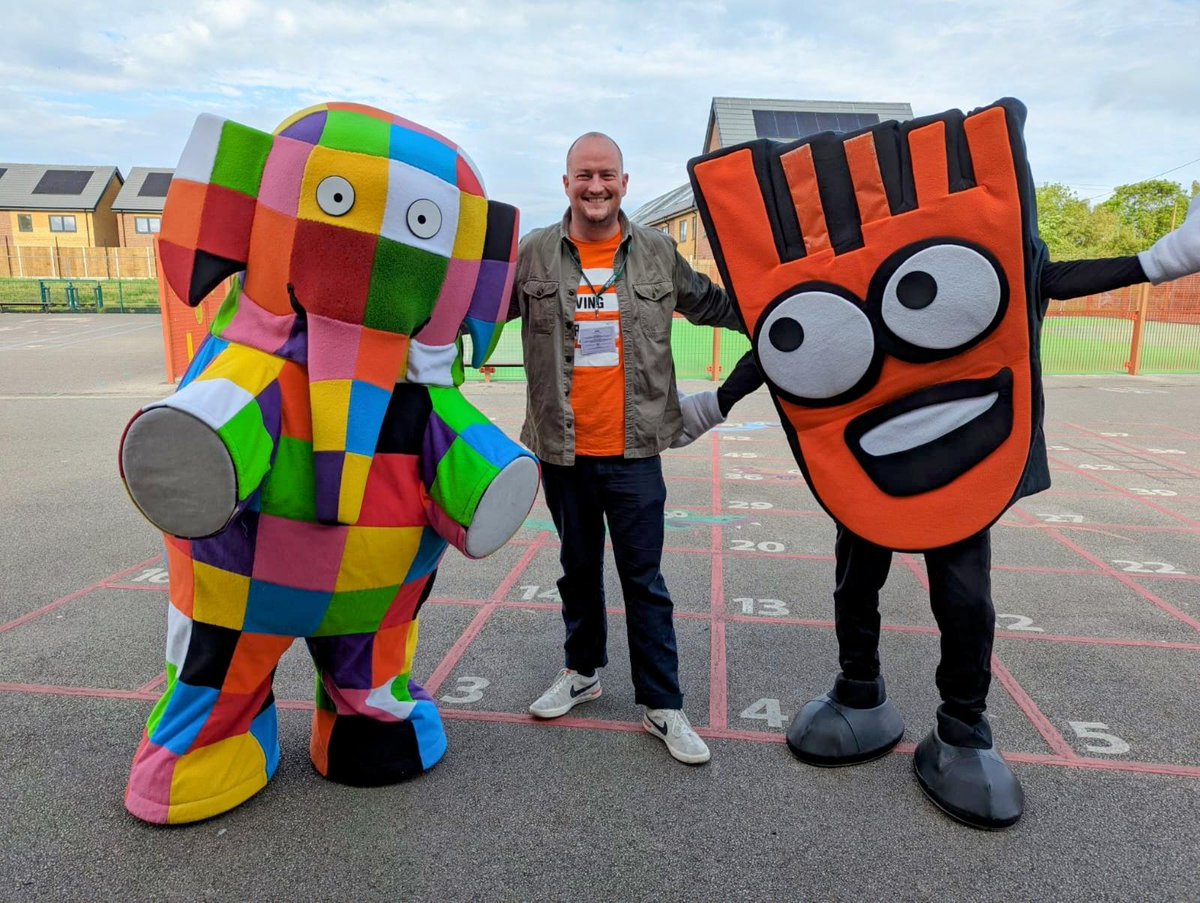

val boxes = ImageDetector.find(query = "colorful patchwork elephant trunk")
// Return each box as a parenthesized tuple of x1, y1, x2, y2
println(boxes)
(119, 103, 538, 824)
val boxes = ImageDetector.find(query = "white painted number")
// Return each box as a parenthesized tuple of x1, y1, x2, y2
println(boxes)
(723, 452, 759, 458)
(1078, 463, 1119, 471)
(1098, 432, 1129, 437)
(1048, 444, 1072, 451)
(1130, 488, 1177, 496)
(1146, 448, 1186, 455)
(129, 567, 170, 584)
(518, 584, 562, 601)
(740, 698, 785, 729)
(997, 614, 1044, 633)
(664, 509, 688, 519)
(726, 472, 763, 480)
(735, 598, 790, 616)
(730, 540, 786, 553)
(1038, 514, 1084, 523)
(1112, 560, 1187, 575)
(440, 676, 490, 705)
(728, 500, 774, 510)
(1068, 721, 1130, 755)
(721, 435, 751, 441)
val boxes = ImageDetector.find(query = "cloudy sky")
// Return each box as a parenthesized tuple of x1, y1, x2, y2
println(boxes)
(3, 0, 1198, 229)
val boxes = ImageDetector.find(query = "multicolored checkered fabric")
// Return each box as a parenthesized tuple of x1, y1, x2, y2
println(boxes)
(122, 104, 534, 824)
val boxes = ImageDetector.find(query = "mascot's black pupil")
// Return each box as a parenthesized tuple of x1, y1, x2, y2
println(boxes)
(333, 192, 343, 203)
(897, 270, 937, 309)
(769, 317, 805, 352)
(417, 215, 427, 224)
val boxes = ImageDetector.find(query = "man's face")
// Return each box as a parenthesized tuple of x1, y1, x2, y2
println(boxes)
(563, 136, 628, 230)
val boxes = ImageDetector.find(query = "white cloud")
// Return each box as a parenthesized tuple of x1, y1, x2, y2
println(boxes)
(2, 0, 1198, 227)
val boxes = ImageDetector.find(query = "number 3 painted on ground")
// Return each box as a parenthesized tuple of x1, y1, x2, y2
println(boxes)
(440, 676, 490, 704)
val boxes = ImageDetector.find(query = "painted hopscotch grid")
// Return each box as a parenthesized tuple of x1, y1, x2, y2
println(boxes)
(2, 409, 1199, 782)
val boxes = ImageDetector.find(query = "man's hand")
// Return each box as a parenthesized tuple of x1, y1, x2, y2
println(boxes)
(670, 389, 726, 448)
(1139, 194, 1200, 284)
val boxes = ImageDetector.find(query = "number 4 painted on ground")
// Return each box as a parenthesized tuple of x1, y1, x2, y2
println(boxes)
(740, 698, 784, 729)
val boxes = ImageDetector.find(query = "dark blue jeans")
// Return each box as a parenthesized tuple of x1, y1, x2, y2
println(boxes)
(539, 455, 682, 710)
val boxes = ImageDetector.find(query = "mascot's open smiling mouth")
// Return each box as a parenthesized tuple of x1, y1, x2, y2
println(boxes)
(845, 369, 1014, 497)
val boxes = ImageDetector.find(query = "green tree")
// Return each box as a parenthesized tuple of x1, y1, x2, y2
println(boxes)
(1036, 183, 1101, 259)
(1098, 179, 1190, 253)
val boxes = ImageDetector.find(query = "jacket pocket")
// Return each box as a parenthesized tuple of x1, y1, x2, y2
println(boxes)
(523, 280, 560, 335)
(634, 281, 673, 338)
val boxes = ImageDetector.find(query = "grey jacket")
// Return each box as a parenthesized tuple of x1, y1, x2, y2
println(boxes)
(510, 210, 741, 465)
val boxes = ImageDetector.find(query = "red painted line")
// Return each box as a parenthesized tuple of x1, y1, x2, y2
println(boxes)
(1046, 453, 1200, 529)
(1160, 423, 1200, 443)
(136, 673, 167, 694)
(1000, 520, 1200, 536)
(1065, 422, 1200, 479)
(0, 556, 162, 635)
(990, 653, 1079, 759)
(423, 533, 549, 696)
(0, 681, 157, 702)
(898, 553, 929, 589)
(709, 432, 728, 731)
(992, 564, 1102, 576)
(1009, 509, 1200, 633)
(6, 681, 1200, 779)
(721, 612, 1200, 653)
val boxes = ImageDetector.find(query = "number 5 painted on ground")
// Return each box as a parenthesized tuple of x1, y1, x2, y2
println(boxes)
(1068, 721, 1130, 755)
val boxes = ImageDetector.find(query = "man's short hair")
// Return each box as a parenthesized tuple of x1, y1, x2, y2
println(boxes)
(566, 132, 624, 174)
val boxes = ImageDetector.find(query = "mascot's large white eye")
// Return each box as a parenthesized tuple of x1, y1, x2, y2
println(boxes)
(880, 243, 1003, 350)
(755, 291, 876, 402)
(316, 176, 355, 216)
(407, 199, 442, 239)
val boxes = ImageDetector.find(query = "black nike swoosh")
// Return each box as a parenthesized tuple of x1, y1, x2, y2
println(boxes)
(570, 681, 598, 698)
(647, 716, 667, 734)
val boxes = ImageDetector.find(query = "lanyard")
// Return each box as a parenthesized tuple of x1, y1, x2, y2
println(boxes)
(581, 256, 626, 302)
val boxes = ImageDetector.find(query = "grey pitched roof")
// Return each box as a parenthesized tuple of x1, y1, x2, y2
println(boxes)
(705, 97, 914, 152)
(0, 163, 122, 211)
(630, 183, 695, 226)
(634, 95, 916, 231)
(113, 168, 174, 212)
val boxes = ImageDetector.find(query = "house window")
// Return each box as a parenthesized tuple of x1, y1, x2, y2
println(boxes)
(135, 216, 161, 234)
(49, 215, 77, 232)
(679, 219, 688, 242)
(17, 214, 33, 233)
(660, 225, 670, 235)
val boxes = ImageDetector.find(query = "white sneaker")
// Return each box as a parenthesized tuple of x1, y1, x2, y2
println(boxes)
(529, 668, 602, 718)
(643, 708, 711, 764)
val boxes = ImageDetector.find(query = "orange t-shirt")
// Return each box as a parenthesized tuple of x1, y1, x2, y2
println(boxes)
(570, 232, 625, 456)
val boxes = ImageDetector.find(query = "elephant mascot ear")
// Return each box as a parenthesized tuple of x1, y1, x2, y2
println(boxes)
(157, 114, 274, 305)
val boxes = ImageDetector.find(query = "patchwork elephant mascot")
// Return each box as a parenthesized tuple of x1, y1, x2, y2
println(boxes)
(120, 103, 539, 824)
(686, 98, 1200, 828)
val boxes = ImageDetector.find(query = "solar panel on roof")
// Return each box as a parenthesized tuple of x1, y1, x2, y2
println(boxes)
(138, 172, 172, 197)
(753, 109, 884, 142)
(33, 170, 93, 195)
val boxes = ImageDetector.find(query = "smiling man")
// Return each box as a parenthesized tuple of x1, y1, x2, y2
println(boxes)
(507, 132, 741, 764)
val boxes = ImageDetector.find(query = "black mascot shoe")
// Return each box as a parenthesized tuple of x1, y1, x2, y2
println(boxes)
(913, 723, 1025, 830)
(786, 674, 904, 766)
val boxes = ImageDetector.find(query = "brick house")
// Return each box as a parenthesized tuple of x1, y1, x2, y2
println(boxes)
(0, 163, 124, 250)
(112, 168, 173, 248)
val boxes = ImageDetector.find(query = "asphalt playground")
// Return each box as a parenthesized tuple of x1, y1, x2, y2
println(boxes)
(2, 313, 1199, 902)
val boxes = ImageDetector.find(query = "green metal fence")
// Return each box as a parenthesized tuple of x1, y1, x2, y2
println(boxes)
(0, 277, 160, 313)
